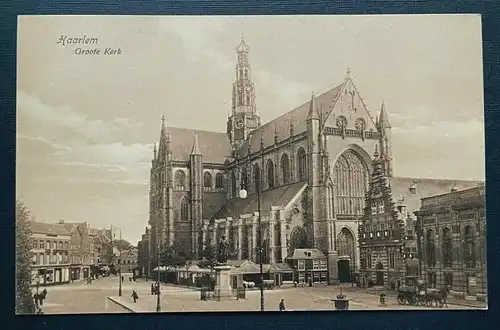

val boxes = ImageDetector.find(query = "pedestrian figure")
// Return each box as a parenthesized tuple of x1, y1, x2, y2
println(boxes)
(33, 293, 39, 307)
(131, 290, 138, 303)
(121, 275, 124, 282)
(279, 298, 286, 311)
(151, 283, 154, 295)
(129, 276, 132, 282)
(379, 293, 386, 306)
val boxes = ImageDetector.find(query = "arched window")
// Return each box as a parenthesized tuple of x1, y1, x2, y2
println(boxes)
(463, 225, 476, 268)
(426, 229, 436, 267)
(336, 227, 356, 269)
(442, 227, 452, 267)
(290, 226, 307, 249)
(241, 167, 248, 189)
(231, 171, 237, 198)
(180, 198, 189, 221)
(254, 164, 261, 191)
(267, 159, 275, 189)
(281, 153, 290, 185)
(175, 170, 186, 190)
(333, 150, 368, 217)
(297, 148, 307, 181)
(204, 172, 212, 189)
(215, 173, 223, 189)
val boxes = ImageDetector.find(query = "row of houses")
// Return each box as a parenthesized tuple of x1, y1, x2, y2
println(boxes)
(29, 220, 129, 286)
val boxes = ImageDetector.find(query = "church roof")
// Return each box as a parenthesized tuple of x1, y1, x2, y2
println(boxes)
(239, 83, 344, 157)
(167, 127, 232, 163)
(211, 182, 307, 219)
(389, 176, 483, 214)
(289, 248, 326, 260)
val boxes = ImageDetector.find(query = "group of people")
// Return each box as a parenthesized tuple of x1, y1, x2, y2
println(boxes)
(150, 282, 161, 295)
(33, 288, 48, 314)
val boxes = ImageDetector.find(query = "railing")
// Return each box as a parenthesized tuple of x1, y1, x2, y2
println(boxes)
(323, 127, 380, 140)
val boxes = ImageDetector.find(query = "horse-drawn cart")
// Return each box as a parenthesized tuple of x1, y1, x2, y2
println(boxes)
(397, 284, 448, 307)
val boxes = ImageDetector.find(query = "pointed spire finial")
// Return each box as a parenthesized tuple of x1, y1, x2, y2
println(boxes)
(307, 91, 319, 121)
(191, 131, 201, 155)
(379, 101, 392, 128)
(374, 144, 379, 158)
(153, 142, 157, 159)
(241, 22, 244, 41)
(289, 117, 294, 136)
(347, 67, 351, 78)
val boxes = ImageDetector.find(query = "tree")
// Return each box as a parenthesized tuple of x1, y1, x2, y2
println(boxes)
(113, 239, 132, 252)
(198, 242, 217, 273)
(16, 200, 36, 315)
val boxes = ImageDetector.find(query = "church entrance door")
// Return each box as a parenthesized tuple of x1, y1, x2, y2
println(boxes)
(338, 260, 350, 283)
(375, 262, 384, 286)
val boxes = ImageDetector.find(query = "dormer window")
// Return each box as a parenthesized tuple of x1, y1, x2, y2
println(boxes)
(369, 232, 374, 238)
(306, 251, 312, 258)
(376, 231, 381, 238)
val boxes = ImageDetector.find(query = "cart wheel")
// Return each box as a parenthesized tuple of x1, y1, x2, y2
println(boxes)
(397, 294, 406, 305)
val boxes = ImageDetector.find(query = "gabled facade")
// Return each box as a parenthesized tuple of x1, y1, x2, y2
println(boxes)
(60, 220, 92, 281)
(143, 37, 483, 285)
(358, 147, 405, 287)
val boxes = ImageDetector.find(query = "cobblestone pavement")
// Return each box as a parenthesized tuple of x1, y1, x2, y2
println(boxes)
(111, 284, 481, 313)
(41, 275, 181, 314)
(41, 277, 486, 314)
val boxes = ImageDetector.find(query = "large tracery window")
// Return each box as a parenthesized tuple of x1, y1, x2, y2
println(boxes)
(442, 227, 453, 267)
(297, 148, 307, 181)
(290, 226, 307, 250)
(175, 170, 186, 190)
(180, 197, 189, 221)
(241, 167, 248, 190)
(336, 228, 356, 268)
(281, 153, 290, 185)
(215, 173, 223, 190)
(267, 159, 275, 189)
(204, 172, 212, 190)
(333, 150, 368, 216)
(254, 164, 261, 192)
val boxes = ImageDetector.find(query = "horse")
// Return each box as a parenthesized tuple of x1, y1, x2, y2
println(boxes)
(424, 287, 448, 308)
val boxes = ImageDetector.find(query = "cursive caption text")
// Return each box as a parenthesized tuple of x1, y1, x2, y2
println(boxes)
(56, 35, 123, 56)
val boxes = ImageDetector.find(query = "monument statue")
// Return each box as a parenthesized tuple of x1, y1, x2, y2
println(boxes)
(217, 234, 229, 264)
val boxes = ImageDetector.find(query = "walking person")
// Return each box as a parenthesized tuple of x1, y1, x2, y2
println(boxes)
(279, 298, 286, 311)
(131, 290, 139, 303)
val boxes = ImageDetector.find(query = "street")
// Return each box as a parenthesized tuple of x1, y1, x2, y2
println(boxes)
(39, 275, 485, 314)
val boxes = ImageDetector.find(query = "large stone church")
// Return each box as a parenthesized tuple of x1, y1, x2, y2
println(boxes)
(145, 36, 481, 284)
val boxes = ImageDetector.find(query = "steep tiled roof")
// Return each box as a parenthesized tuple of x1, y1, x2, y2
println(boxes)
(389, 176, 483, 214)
(168, 127, 232, 163)
(240, 83, 344, 157)
(212, 182, 307, 219)
(30, 222, 71, 236)
(289, 248, 326, 260)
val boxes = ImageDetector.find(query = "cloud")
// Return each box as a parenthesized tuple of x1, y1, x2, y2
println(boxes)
(17, 90, 143, 143)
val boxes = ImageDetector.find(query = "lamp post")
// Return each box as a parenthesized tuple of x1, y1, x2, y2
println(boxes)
(111, 225, 123, 296)
(147, 224, 161, 312)
(238, 161, 265, 312)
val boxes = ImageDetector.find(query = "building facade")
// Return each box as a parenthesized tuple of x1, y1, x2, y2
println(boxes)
(119, 248, 139, 274)
(415, 186, 487, 300)
(145, 36, 483, 284)
(30, 222, 71, 286)
(60, 221, 92, 281)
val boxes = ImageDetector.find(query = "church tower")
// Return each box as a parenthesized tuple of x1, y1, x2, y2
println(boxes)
(189, 132, 203, 255)
(378, 101, 393, 177)
(227, 33, 260, 151)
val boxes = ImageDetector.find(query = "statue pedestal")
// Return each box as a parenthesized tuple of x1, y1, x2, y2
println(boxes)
(214, 264, 233, 300)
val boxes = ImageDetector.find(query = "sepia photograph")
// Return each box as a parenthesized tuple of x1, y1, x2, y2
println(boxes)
(16, 14, 486, 314)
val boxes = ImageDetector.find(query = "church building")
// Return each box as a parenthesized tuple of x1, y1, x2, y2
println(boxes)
(143, 36, 481, 284)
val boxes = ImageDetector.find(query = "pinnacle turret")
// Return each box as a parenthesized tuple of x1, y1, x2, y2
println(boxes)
(190, 131, 202, 155)
(306, 92, 319, 121)
(379, 101, 391, 129)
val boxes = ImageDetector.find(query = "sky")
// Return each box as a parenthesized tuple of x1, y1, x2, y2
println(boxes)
(16, 15, 485, 244)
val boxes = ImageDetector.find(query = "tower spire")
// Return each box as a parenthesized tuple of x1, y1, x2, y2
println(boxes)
(153, 142, 157, 159)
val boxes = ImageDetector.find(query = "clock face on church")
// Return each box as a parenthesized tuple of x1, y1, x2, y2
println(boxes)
(235, 118, 244, 129)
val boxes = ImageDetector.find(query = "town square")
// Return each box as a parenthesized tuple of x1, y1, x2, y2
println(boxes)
(15, 15, 486, 314)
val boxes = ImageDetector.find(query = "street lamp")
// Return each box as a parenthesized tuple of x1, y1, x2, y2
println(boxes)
(147, 224, 161, 312)
(238, 163, 265, 312)
(111, 225, 123, 296)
